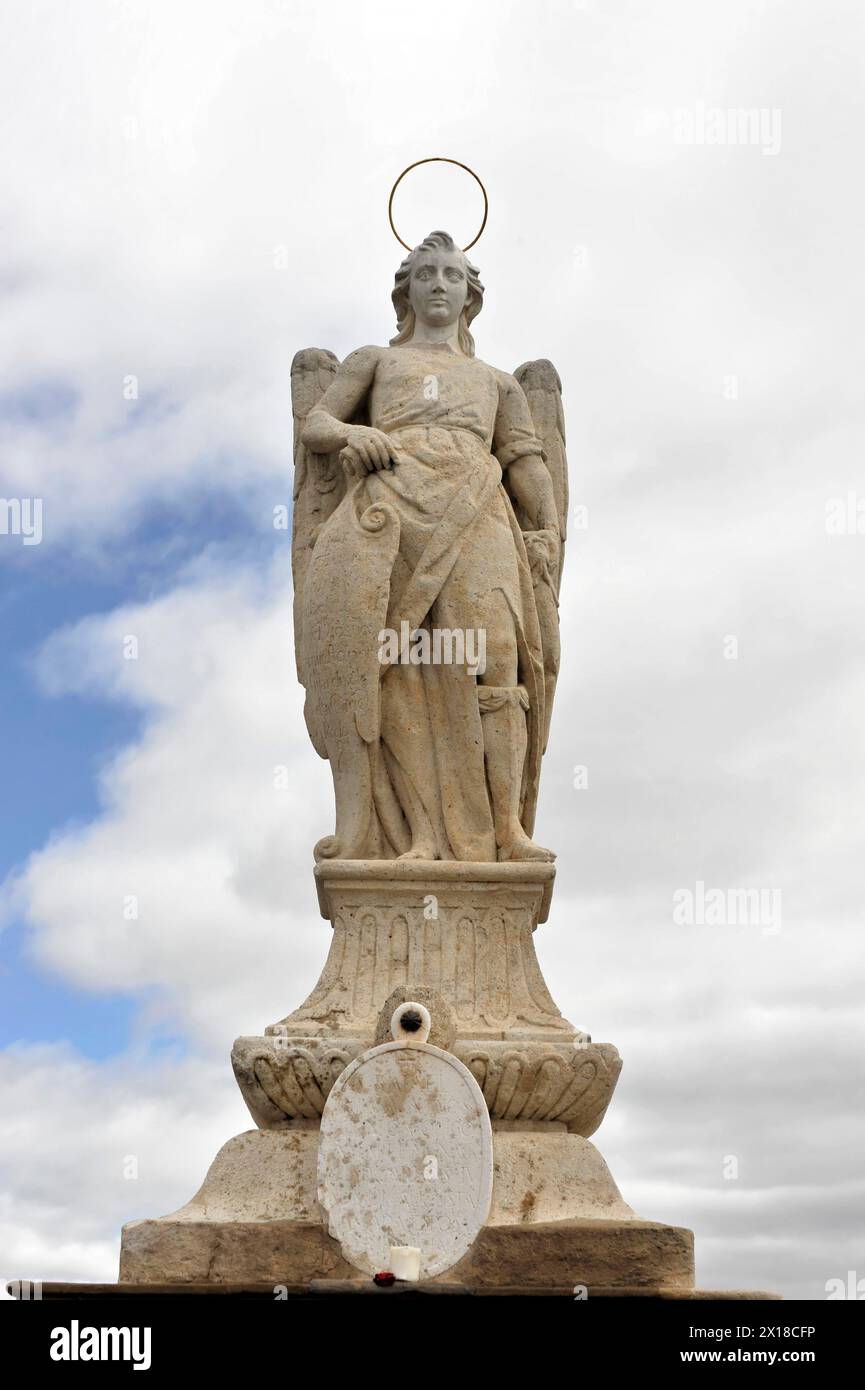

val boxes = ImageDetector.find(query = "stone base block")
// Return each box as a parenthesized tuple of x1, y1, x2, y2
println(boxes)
(120, 1216, 694, 1290)
(119, 1124, 691, 1290)
(450, 1218, 693, 1289)
(121, 1217, 356, 1285)
(122, 1123, 635, 1231)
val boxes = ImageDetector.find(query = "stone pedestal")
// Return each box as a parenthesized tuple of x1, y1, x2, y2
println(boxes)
(270, 860, 566, 1042)
(119, 861, 696, 1292)
(234, 861, 622, 1136)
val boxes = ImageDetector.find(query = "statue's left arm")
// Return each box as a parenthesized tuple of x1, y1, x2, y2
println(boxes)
(494, 365, 568, 756)
(507, 456, 559, 533)
(493, 371, 559, 536)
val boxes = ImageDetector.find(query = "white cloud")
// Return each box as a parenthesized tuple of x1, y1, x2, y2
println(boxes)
(0, 0, 858, 553)
(0, 1042, 248, 1290)
(4, 554, 333, 1047)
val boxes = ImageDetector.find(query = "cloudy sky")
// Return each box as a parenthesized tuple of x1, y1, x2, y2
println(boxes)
(1, 0, 863, 1300)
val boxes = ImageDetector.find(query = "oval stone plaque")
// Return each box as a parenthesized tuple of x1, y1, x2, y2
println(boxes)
(317, 1040, 493, 1279)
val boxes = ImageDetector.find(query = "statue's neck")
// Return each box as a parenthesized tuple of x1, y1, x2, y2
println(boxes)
(407, 321, 462, 352)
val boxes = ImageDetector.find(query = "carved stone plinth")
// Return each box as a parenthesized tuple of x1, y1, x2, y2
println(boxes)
(232, 860, 622, 1134)
(269, 860, 567, 1043)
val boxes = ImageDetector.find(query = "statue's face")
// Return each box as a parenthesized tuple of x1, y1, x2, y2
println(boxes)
(408, 247, 469, 329)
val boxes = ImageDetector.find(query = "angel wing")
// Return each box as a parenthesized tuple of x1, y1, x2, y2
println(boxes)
(511, 358, 569, 752)
(290, 348, 346, 686)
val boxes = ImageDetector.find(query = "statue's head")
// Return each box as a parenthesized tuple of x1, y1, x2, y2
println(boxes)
(390, 230, 484, 356)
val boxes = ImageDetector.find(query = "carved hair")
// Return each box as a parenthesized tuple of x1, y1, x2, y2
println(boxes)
(390, 230, 484, 356)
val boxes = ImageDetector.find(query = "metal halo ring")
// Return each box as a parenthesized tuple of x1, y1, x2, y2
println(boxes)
(388, 157, 488, 252)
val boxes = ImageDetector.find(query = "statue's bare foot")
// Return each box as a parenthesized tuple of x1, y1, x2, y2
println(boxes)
(498, 831, 556, 863)
(398, 842, 438, 861)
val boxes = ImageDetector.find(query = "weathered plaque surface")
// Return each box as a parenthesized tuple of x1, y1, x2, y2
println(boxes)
(317, 1040, 493, 1279)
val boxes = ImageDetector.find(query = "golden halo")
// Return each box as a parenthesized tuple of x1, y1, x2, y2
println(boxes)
(388, 157, 488, 252)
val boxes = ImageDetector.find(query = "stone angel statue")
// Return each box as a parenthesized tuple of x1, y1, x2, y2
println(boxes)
(291, 231, 568, 864)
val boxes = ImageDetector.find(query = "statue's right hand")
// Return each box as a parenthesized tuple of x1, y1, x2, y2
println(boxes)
(341, 426, 397, 474)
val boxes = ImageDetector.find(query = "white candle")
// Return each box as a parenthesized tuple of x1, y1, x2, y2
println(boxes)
(389, 1245, 421, 1282)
